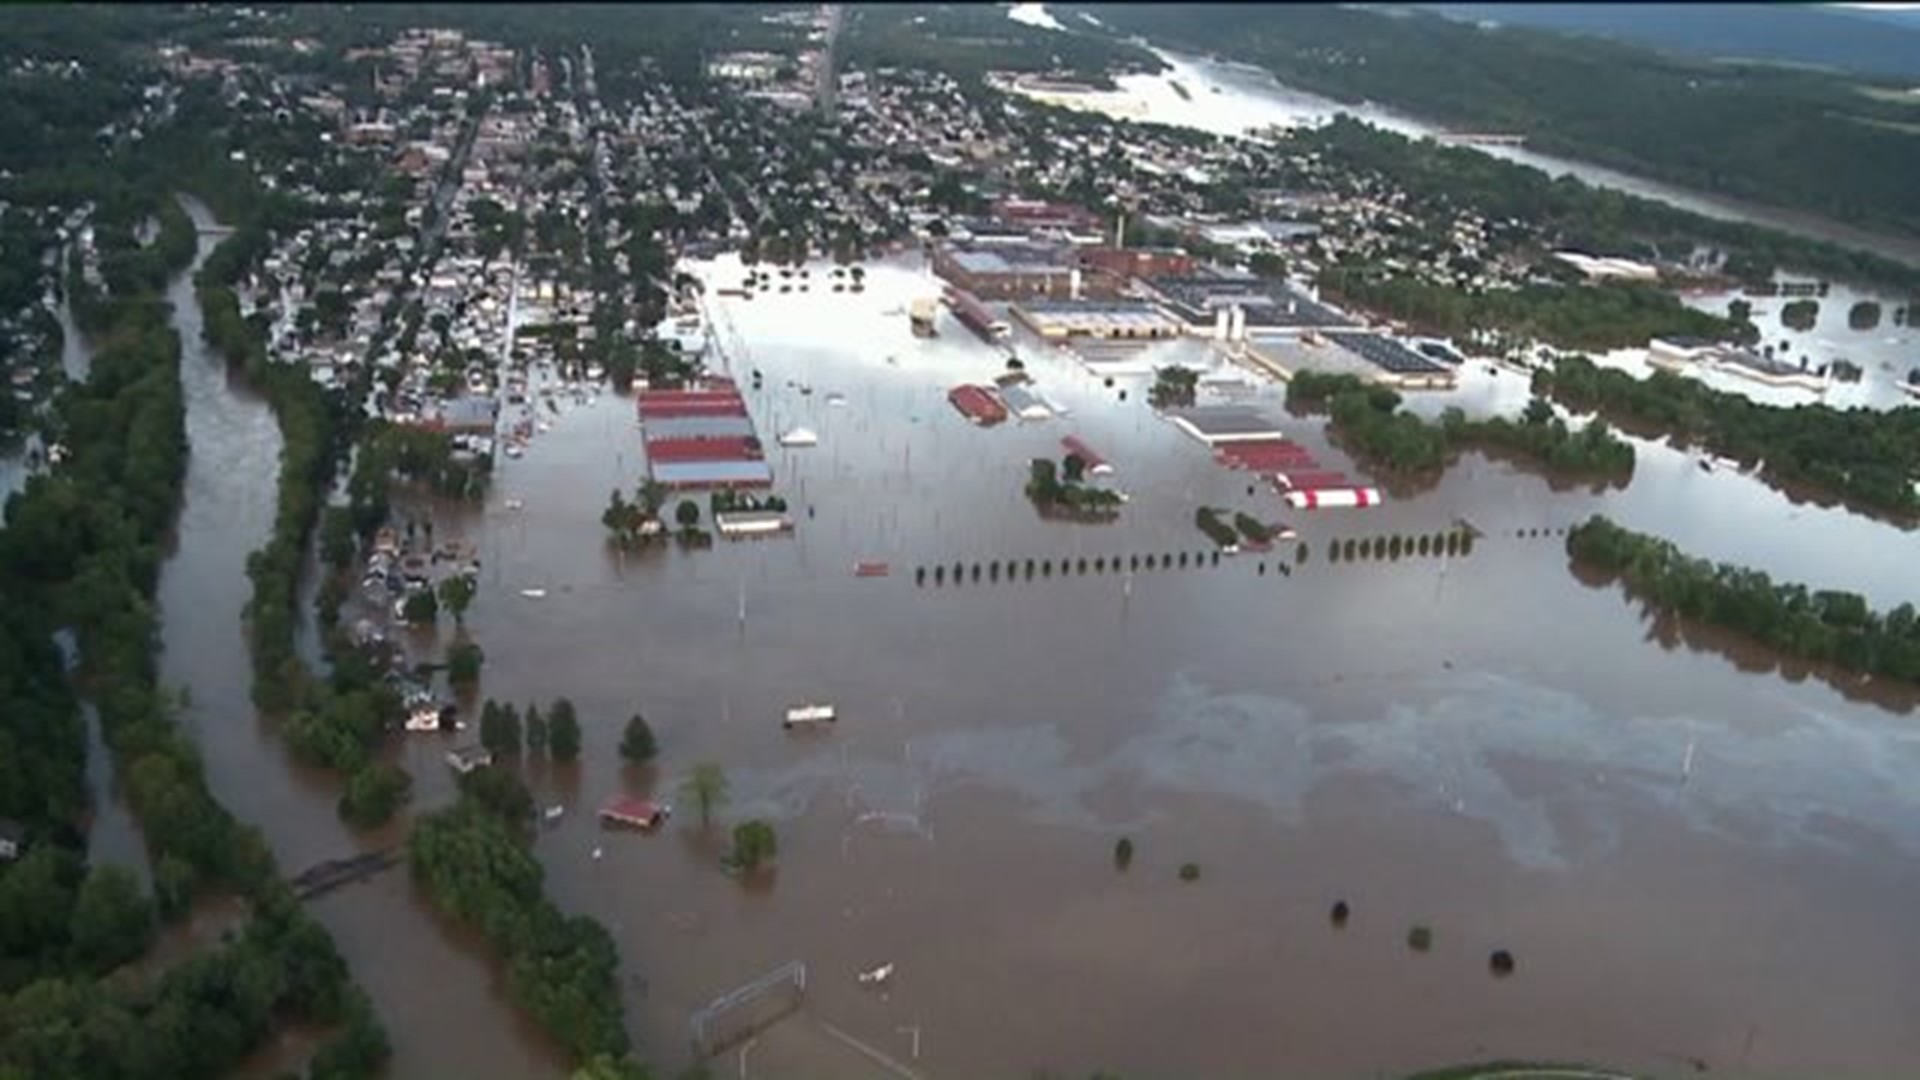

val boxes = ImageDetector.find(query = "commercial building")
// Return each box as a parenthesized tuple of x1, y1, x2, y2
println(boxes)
(1010, 299, 1185, 342)
(1077, 246, 1196, 291)
(715, 510, 794, 537)
(992, 198, 1103, 234)
(638, 383, 777, 489)
(932, 242, 1083, 300)
(1166, 405, 1286, 445)
(1144, 270, 1362, 339)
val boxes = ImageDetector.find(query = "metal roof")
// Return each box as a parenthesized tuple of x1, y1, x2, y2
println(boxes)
(642, 414, 758, 440)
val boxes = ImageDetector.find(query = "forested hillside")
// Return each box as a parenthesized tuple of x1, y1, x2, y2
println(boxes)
(1074, 4, 1920, 236)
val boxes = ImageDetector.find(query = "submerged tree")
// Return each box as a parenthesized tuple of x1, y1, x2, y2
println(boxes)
(728, 819, 777, 872)
(548, 698, 581, 761)
(524, 703, 547, 756)
(447, 640, 484, 686)
(620, 713, 658, 765)
(438, 573, 477, 624)
(683, 762, 729, 828)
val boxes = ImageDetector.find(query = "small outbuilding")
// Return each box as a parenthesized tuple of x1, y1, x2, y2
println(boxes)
(599, 796, 670, 830)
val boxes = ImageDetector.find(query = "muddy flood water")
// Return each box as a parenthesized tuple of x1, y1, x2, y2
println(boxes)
(362, 253, 1919, 1079)
(149, 235, 1920, 1078)
(154, 204, 569, 1079)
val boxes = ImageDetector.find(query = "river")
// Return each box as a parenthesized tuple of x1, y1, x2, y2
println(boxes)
(300, 253, 1920, 1079)
(1005, 4, 1920, 271)
(155, 196, 567, 1079)
(113, 65, 1920, 1080)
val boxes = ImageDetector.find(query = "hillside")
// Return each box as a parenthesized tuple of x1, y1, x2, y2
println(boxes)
(1071, 3, 1920, 238)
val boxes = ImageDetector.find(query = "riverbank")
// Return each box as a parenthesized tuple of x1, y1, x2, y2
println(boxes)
(159, 195, 568, 1079)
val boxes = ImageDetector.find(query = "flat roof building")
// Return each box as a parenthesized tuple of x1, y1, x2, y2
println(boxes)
(932, 242, 1084, 300)
(650, 459, 775, 490)
(1011, 299, 1185, 342)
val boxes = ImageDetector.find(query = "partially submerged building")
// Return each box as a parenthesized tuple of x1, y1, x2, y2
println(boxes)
(932, 242, 1083, 300)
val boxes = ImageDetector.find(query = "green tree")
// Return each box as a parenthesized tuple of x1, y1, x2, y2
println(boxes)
(1062, 453, 1087, 485)
(401, 588, 439, 625)
(548, 698, 582, 761)
(68, 865, 153, 972)
(729, 819, 778, 872)
(458, 767, 534, 825)
(525, 703, 548, 757)
(682, 763, 729, 829)
(620, 713, 658, 764)
(447, 640, 485, 686)
(0, 847, 77, 968)
(437, 574, 477, 624)
(320, 506, 357, 569)
(338, 763, 413, 829)
(637, 478, 669, 517)
(481, 700, 522, 758)
(675, 499, 700, 529)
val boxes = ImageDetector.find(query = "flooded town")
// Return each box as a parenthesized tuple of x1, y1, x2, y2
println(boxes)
(3, 5, 1919, 1080)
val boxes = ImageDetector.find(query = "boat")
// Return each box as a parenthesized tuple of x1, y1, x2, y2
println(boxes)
(857, 963, 894, 987)
(520, 587, 548, 599)
(853, 561, 890, 578)
(778, 426, 819, 447)
(783, 703, 837, 729)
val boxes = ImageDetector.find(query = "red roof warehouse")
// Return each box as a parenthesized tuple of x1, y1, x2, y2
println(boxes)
(643, 436, 763, 462)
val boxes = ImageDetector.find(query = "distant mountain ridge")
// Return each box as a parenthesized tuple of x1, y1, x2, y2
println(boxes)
(1424, 4, 1920, 79)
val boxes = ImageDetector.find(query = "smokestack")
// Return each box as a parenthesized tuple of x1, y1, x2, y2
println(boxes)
(1115, 213, 1125, 250)
(1069, 267, 1083, 301)
(1214, 307, 1230, 341)
(1230, 305, 1247, 342)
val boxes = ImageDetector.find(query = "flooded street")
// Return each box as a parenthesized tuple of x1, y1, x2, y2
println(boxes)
(153, 199, 566, 1079)
(348, 255, 1920, 1078)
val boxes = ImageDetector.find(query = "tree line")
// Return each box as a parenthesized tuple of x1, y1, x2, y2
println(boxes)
(1287, 371, 1635, 481)
(1534, 354, 1920, 519)
(193, 194, 421, 836)
(1567, 515, 1920, 684)
(0, 189, 388, 1079)
(409, 775, 636, 1069)
(1318, 267, 1740, 353)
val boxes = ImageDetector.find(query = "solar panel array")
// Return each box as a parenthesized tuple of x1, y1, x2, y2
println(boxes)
(1326, 333, 1452, 375)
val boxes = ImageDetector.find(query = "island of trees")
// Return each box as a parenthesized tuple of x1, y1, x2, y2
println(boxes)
(1027, 454, 1124, 518)
(1567, 515, 1920, 684)
(1286, 371, 1635, 482)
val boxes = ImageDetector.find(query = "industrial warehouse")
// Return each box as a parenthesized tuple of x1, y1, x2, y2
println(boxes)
(929, 236, 1461, 390)
(636, 381, 775, 489)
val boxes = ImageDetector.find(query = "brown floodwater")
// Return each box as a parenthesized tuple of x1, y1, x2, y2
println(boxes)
(161, 241, 1920, 1079)
(155, 200, 568, 1079)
